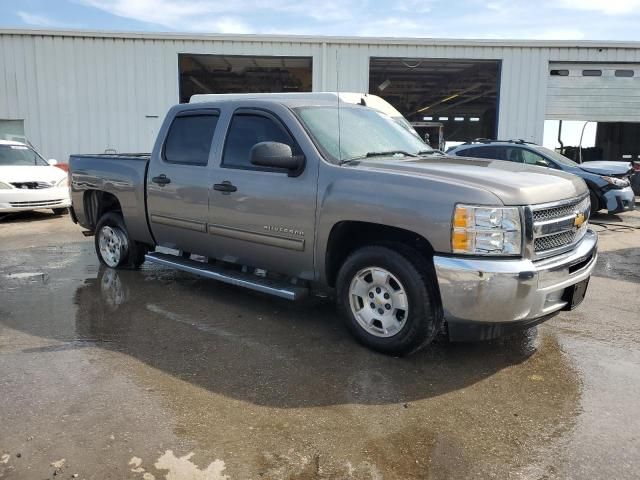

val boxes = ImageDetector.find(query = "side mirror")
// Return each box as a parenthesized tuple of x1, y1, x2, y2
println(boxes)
(47, 159, 58, 166)
(250, 142, 304, 175)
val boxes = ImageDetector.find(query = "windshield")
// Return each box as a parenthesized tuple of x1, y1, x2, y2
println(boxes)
(294, 106, 433, 163)
(537, 146, 579, 168)
(0, 144, 48, 166)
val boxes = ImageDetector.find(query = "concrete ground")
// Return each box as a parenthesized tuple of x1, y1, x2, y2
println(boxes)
(0, 207, 639, 480)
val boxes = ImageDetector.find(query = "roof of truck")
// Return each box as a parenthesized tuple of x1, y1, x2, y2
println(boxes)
(190, 92, 405, 118)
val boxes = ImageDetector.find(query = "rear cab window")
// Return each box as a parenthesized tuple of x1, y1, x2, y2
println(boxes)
(163, 112, 220, 166)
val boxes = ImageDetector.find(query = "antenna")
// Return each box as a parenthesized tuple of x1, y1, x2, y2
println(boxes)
(336, 50, 342, 163)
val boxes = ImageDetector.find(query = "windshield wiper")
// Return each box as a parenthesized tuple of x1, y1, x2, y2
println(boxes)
(365, 150, 418, 158)
(340, 150, 419, 165)
(417, 150, 444, 156)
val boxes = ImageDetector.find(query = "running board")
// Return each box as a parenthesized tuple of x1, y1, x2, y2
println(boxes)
(144, 252, 307, 301)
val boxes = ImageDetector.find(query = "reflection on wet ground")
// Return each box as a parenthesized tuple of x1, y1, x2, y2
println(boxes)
(1, 210, 639, 479)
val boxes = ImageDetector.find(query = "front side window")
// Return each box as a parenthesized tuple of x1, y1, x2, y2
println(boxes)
(521, 149, 551, 167)
(222, 113, 295, 169)
(164, 113, 219, 166)
(0, 145, 48, 166)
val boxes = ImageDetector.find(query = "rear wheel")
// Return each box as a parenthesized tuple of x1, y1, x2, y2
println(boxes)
(336, 245, 441, 356)
(95, 212, 146, 269)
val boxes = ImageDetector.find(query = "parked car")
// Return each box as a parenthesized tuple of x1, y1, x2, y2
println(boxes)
(68, 95, 597, 355)
(447, 140, 635, 214)
(631, 161, 640, 196)
(0, 140, 70, 215)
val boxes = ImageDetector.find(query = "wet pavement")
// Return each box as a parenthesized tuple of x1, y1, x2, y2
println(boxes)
(1, 209, 639, 479)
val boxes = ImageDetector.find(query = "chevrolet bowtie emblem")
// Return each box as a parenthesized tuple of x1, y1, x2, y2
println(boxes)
(574, 212, 585, 228)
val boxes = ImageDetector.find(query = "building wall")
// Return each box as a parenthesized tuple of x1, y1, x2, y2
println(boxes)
(1, 30, 639, 162)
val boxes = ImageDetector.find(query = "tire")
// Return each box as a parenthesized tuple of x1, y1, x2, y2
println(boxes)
(52, 208, 68, 215)
(94, 212, 147, 269)
(589, 189, 600, 213)
(336, 245, 441, 356)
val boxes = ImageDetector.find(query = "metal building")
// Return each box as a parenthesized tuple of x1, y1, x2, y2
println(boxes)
(1, 28, 640, 163)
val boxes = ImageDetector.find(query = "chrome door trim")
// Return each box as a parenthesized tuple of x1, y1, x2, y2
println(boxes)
(150, 214, 207, 233)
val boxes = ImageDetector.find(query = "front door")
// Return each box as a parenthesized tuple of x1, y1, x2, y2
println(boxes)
(207, 108, 318, 280)
(146, 110, 220, 253)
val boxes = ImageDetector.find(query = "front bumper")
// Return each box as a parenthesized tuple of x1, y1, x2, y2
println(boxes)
(603, 186, 635, 214)
(0, 187, 71, 213)
(433, 229, 597, 337)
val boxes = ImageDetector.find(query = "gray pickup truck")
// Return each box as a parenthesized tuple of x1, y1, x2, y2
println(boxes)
(69, 94, 597, 355)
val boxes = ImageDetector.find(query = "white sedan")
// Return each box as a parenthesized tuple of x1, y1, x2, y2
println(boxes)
(0, 140, 71, 214)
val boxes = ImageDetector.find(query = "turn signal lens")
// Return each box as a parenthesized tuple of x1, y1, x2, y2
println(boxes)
(452, 205, 522, 255)
(453, 206, 470, 228)
(452, 230, 470, 251)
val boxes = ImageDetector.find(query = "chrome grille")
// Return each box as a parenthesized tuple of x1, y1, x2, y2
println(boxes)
(531, 196, 590, 256)
(532, 203, 580, 222)
(534, 230, 576, 252)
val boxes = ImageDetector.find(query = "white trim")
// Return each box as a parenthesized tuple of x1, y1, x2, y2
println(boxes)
(1, 28, 640, 49)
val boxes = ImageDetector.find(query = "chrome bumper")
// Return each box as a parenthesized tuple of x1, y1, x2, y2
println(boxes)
(433, 229, 597, 324)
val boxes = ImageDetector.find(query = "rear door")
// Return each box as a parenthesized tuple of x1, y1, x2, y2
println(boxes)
(146, 109, 220, 252)
(207, 106, 318, 279)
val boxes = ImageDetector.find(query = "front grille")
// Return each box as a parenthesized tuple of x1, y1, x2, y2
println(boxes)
(10, 199, 65, 207)
(9, 181, 53, 189)
(534, 230, 576, 252)
(532, 203, 580, 222)
(531, 196, 590, 256)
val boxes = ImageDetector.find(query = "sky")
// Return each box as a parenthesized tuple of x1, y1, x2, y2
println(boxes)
(1, 0, 640, 40)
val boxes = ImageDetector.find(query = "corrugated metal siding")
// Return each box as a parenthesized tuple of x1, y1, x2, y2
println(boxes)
(0, 31, 639, 161)
(546, 62, 640, 122)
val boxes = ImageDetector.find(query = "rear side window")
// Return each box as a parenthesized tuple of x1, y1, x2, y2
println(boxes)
(460, 146, 505, 160)
(222, 113, 295, 169)
(164, 113, 219, 166)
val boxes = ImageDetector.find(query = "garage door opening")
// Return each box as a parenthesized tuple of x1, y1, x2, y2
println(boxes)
(179, 54, 313, 103)
(544, 63, 640, 165)
(544, 120, 640, 164)
(369, 58, 500, 149)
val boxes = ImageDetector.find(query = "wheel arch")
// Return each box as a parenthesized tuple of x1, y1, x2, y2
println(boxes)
(83, 190, 123, 230)
(324, 221, 437, 288)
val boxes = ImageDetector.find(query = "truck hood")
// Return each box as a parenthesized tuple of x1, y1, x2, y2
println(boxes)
(578, 161, 632, 176)
(349, 156, 587, 206)
(0, 165, 67, 184)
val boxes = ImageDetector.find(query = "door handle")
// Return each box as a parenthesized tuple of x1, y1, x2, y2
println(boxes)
(151, 174, 171, 185)
(213, 181, 237, 193)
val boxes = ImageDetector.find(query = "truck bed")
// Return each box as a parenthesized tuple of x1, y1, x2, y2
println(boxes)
(69, 153, 153, 245)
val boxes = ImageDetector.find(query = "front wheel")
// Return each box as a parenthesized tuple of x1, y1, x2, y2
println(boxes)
(336, 245, 441, 356)
(95, 212, 146, 269)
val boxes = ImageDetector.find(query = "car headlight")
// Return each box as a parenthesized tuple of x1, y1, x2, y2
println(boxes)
(602, 176, 629, 188)
(56, 177, 68, 188)
(452, 205, 522, 255)
(0, 181, 13, 189)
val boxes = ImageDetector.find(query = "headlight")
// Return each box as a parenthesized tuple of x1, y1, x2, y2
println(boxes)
(452, 205, 522, 255)
(0, 181, 13, 189)
(602, 176, 629, 188)
(56, 177, 68, 188)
